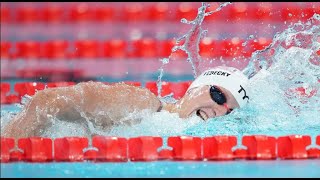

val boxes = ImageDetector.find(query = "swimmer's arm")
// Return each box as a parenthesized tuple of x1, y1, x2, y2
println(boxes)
(2, 86, 84, 139)
(2, 82, 161, 139)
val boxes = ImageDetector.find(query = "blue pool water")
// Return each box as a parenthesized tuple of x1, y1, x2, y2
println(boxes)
(1, 160, 320, 178)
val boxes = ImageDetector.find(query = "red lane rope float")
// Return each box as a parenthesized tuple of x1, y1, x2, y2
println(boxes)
(74, 40, 101, 58)
(130, 38, 159, 58)
(144, 81, 191, 98)
(168, 136, 202, 161)
(0, 138, 14, 163)
(203, 136, 237, 160)
(1, 135, 319, 163)
(103, 39, 128, 58)
(0, 83, 10, 104)
(2, 3, 317, 23)
(46, 82, 76, 88)
(277, 135, 312, 159)
(0, 41, 11, 59)
(42, 40, 70, 59)
(14, 82, 45, 97)
(18, 137, 53, 162)
(1, 38, 272, 60)
(54, 137, 88, 162)
(15, 41, 41, 59)
(128, 136, 163, 161)
(1, 81, 317, 105)
(86, 136, 127, 162)
(241, 135, 277, 160)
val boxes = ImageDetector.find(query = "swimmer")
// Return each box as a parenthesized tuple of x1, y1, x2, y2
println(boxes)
(2, 66, 250, 139)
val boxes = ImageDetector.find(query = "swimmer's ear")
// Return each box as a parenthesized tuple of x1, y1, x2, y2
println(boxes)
(186, 86, 206, 95)
(185, 87, 196, 95)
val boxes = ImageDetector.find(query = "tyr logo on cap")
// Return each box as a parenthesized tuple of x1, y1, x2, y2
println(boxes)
(238, 85, 249, 100)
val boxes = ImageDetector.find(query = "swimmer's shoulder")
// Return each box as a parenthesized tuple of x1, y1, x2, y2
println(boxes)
(73, 81, 162, 112)
(110, 82, 163, 112)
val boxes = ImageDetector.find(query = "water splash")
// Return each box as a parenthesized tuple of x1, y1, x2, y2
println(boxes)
(156, 2, 232, 97)
(243, 14, 320, 78)
(186, 13, 320, 138)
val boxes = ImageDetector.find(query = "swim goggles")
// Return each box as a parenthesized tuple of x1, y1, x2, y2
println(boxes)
(209, 85, 233, 115)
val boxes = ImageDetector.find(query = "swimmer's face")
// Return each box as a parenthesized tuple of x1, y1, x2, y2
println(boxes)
(177, 85, 240, 120)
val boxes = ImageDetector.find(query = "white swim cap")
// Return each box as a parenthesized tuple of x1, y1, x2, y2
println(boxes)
(187, 66, 250, 107)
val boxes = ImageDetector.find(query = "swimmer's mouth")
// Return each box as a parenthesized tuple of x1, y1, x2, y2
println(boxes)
(196, 109, 208, 121)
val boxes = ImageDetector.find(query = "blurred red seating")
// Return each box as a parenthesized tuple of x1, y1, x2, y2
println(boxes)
(128, 136, 163, 161)
(43, 40, 69, 59)
(0, 41, 11, 58)
(42, 4, 64, 23)
(168, 136, 202, 160)
(18, 137, 53, 162)
(228, 2, 252, 22)
(16, 6, 40, 23)
(15, 41, 41, 59)
(176, 2, 198, 22)
(75, 40, 100, 58)
(204, 2, 224, 21)
(0, 6, 10, 23)
(277, 135, 311, 159)
(203, 136, 237, 160)
(54, 137, 88, 161)
(121, 3, 146, 22)
(69, 3, 94, 22)
(253, 2, 274, 21)
(148, 2, 170, 21)
(103, 39, 127, 58)
(14, 82, 45, 97)
(302, 3, 320, 21)
(281, 4, 302, 22)
(95, 6, 115, 22)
